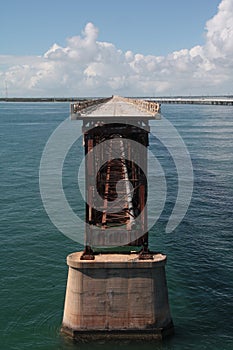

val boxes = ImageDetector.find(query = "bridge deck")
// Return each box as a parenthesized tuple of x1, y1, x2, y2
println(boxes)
(86, 96, 156, 116)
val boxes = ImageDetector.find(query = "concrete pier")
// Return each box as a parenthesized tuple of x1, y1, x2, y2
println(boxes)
(61, 252, 174, 341)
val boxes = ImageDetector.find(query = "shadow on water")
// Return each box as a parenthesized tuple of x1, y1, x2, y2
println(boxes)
(58, 335, 174, 350)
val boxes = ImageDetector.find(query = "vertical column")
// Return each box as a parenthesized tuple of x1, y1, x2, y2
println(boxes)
(83, 134, 95, 257)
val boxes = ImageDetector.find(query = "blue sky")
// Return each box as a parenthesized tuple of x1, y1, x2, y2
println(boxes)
(0, 0, 232, 97)
(1, 0, 220, 56)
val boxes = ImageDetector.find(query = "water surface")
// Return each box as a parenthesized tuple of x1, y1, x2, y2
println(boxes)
(0, 102, 232, 349)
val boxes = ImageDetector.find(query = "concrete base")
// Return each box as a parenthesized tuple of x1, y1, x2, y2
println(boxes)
(61, 252, 174, 341)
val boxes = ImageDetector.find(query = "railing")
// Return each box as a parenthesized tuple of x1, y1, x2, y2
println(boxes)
(122, 97, 161, 115)
(71, 96, 113, 114)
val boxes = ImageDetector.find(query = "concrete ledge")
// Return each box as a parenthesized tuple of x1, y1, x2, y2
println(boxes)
(61, 321, 174, 341)
(67, 251, 167, 269)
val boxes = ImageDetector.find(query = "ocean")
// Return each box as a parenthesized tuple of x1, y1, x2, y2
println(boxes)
(0, 102, 232, 349)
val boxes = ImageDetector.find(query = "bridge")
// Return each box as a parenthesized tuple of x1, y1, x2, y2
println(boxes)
(151, 96, 233, 106)
(61, 95, 174, 341)
(71, 96, 160, 251)
(1, 96, 233, 105)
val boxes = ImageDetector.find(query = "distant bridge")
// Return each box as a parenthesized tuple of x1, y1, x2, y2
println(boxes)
(0, 96, 233, 105)
(148, 97, 233, 106)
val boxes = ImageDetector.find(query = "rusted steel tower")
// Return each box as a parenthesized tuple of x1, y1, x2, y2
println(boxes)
(61, 96, 174, 340)
(82, 117, 150, 257)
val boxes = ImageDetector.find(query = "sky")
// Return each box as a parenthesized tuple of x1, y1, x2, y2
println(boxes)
(0, 0, 232, 97)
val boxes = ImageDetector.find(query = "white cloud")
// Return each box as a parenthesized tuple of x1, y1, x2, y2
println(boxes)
(205, 0, 233, 59)
(1, 0, 233, 97)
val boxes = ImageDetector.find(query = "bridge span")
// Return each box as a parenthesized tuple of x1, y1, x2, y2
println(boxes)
(1, 96, 233, 106)
(150, 96, 233, 106)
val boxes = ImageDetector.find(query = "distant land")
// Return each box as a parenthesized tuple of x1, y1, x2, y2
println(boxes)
(0, 97, 87, 103)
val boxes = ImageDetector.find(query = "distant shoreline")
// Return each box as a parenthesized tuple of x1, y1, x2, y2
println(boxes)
(0, 97, 86, 103)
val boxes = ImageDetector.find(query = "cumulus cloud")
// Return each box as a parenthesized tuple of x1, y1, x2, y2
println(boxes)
(205, 0, 233, 59)
(1, 1, 233, 97)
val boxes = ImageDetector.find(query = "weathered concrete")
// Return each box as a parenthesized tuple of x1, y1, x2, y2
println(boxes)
(61, 252, 174, 341)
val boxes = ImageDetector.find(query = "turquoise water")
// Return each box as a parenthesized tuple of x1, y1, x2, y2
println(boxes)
(0, 102, 233, 349)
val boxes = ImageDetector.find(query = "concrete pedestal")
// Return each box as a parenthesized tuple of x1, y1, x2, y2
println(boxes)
(61, 252, 174, 341)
